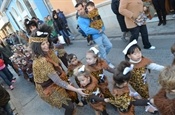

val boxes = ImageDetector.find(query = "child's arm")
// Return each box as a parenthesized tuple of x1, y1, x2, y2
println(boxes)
(147, 63, 165, 71)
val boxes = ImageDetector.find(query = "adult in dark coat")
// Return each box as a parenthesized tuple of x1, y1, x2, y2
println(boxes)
(0, 40, 18, 74)
(111, 0, 129, 42)
(0, 85, 13, 115)
(152, 0, 166, 26)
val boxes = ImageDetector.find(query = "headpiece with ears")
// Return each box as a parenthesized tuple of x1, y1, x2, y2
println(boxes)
(89, 47, 99, 55)
(29, 31, 49, 43)
(78, 65, 85, 72)
(123, 64, 134, 75)
(123, 40, 137, 55)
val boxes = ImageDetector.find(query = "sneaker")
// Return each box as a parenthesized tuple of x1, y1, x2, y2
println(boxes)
(145, 46, 156, 50)
(149, 46, 156, 50)
(145, 103, 158, 114)
(10, 85, 14, 90)
(77, 101, 84, 107)
(172, 14, 175, 18)
(108, 63, 115, 69)
(11, 80, 16, 83)
(87, 42, 91, 46)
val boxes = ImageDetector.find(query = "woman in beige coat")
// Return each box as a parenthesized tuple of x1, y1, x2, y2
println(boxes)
(119, 0, 155, 50)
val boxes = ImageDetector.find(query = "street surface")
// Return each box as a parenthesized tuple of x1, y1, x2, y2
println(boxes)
(4, 34, 175, 115)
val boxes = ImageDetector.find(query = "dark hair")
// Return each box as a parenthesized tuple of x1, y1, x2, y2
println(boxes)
(113, 61, 131, 86)
(66, 53, 77, 63)
(86, 1, 95, 7)
(31, 17, 37, 20)
(75, 3, 83, 8)
(30, 24, 53, 48)
(30, 42, 46, 57)
(125, 44, 141, 60)
(52, 37, 58, 44)
(25, 20, 38, 29)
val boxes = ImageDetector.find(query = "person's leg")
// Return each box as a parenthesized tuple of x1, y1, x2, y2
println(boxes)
(93, 36, 111, 64)
(152, 0, 163, 25)
(1, 67, 13, 82)
(62, 30, 72, 45)
(101, 33, 112, 55)
(170, 0, 175, 12)
(116, 14, 129, 42)
(159, 0, 166, 25)
(62, 100, 75, 115)
(0, 71, 12, 86)
(140, 25, 152, 49)
(2, 102, 13, 115)
(129, 26, 140, 42)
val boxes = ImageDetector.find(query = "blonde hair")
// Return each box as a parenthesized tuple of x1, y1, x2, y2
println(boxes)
(159, 65, 175, 92)
(73, 65, 91, 87)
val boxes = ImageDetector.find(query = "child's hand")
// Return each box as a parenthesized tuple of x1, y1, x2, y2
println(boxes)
(150, 98, 154, 104)
(99, 29, 102, 33)
(143, 6, 148, 12)
(104, 98, 109, 102)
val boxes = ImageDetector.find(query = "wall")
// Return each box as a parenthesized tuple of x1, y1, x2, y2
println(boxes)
(33, 0, 49, 20)
(49, 0, 107, 15)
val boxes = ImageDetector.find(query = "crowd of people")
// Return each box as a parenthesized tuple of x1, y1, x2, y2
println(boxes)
(0, 0, 175, 115)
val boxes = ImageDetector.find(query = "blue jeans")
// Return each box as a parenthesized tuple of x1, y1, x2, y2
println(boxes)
(1, 102, 13, 115)
(59, 30, 69, 40)
(0, 67, 13, 86)
(93, 33, 112, 64)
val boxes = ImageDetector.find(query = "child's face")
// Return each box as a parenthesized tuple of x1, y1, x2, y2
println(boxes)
(77, 75, 90, 87)
(22, 60, 27, 65)
(86, 52, 97, 65)
(87, 5, 95, 12)
(127, 48, 142, 62)
(70, 57, 78, 65)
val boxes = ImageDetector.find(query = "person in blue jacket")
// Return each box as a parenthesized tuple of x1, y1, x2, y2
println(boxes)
(75, 2, 114, 68)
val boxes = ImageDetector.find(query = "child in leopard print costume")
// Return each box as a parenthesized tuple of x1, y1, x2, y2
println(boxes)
(123, 40, 164, 113)
(86, 1, 103, 31)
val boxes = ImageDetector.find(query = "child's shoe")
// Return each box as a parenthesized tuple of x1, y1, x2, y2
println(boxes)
(11, 79, 16, 83)
(10, 85, 14, 90)
(145, 102, 158, 114)
(77, 101, 83, 107)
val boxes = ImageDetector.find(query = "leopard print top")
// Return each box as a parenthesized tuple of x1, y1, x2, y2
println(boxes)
(88, 8, 103, 30)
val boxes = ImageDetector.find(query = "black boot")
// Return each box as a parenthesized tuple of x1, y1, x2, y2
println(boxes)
(163, 16, 166, 25)
(67, 38, 73, 45)
(158, 21, 162, 26)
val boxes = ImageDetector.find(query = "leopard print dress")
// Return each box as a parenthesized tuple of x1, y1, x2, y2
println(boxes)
(86, 58, 113, 98)
(82, 75, 106, 112)
(33, 56, 70, 108)
(129, 57, 152, 99)
(109, 86, 135, 115)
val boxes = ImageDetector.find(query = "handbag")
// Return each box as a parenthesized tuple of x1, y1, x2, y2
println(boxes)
(135, 12, 147, 26)
(58, 35, 66, 44)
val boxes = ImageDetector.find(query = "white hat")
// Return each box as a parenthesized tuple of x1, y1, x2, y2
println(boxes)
(123, 40, 137, 55)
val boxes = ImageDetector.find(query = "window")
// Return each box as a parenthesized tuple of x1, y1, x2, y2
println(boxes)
(16, 0, 24, 12)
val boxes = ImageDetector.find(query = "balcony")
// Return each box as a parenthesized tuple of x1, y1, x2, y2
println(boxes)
(0, 15, 9, 29)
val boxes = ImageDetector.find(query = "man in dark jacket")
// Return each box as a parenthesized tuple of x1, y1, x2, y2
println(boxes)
(111, 0, 130, 42)
(0, 85, 13, 115)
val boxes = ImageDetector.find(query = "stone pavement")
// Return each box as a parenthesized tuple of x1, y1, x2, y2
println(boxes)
(1, 15, 175, 115)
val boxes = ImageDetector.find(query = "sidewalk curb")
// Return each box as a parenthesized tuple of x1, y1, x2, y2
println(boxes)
(107, 32, 175, 38)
